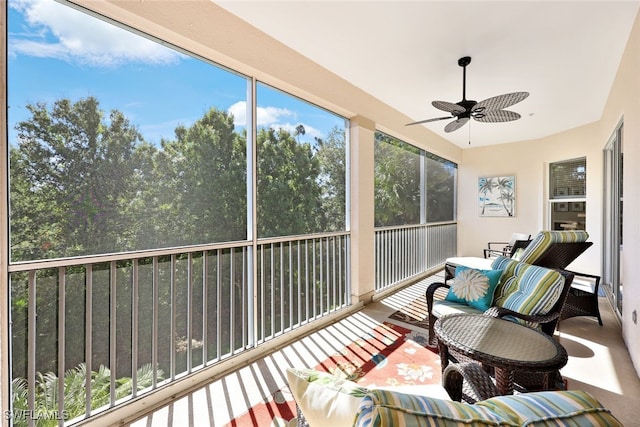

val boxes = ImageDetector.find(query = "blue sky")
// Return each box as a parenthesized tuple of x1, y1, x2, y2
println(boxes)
(7, 0, 345, 146)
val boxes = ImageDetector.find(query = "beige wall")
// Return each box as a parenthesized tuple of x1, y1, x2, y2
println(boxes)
(601, 8, 640, 376)
(457, 120, 603, 275)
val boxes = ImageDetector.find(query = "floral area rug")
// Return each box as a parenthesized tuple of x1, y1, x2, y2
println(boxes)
(387, 296, 431, 330)
(226, 322, 440, 426)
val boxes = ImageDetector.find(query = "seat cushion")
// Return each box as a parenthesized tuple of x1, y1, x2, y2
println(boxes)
(432, 300, 484, 319)
(445, 256, 493, 271)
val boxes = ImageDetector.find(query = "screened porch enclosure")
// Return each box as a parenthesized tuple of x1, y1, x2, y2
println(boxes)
(4, 1, 458, 424)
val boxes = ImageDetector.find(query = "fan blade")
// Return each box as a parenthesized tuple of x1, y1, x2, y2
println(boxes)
(473, 92, 529, 112)
(432, 101, 466, 114)
(444, 117, 469, 133)
(405, 116, 452, 126)
(474, 110, 522, 123)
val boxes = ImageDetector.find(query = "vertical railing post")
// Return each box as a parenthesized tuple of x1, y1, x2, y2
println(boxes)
(57, 268, 66, 425)
(85, 265, 93, 416)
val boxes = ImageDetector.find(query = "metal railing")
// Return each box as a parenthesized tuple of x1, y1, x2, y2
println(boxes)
(7, 221, 455, 425)
(374, 222, 457, 291)
(8, 232, 350, 425)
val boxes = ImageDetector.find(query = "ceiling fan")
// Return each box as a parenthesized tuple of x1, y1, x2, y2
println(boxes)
(407, 56, 529, 133)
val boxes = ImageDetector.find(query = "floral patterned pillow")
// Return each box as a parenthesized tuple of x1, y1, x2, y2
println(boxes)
(445, 266, 503, 311)
(287, 368, 370, 427)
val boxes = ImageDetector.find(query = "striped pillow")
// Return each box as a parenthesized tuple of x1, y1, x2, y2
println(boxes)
(493, 263, 564, 317)
(476, 390, 623, 426)
(354, 389, 508, 426)
(518, 230, 589, 265)
(490, 256, 521, 295)
(353, 389, 622, 426)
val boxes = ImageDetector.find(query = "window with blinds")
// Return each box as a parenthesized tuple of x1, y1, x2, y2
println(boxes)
(549, 157, 586, 231)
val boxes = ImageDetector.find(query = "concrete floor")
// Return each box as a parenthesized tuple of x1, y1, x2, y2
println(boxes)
(128, 270, 640, 426)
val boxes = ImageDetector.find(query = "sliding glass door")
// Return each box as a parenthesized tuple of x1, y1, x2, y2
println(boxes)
(603, 121, 623, 316)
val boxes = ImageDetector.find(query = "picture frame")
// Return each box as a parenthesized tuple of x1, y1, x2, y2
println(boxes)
(556, 202, 569, 212)
(478, 175, 515, 217)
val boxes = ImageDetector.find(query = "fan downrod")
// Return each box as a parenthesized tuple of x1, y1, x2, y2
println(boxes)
(458, 56, 473, 103)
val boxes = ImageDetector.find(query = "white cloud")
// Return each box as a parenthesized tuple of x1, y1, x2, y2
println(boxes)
(227, 101, 295, 127)
(10, 0, 183, 66)
(259, 106, 295, 126)
(227, 101, 322, 139)
(227, 101, 248, 126)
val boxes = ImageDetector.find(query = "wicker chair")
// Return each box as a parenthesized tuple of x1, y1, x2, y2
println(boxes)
(427, 268, 575, 345)
(442, 362, 501, 403)
(560, 270, 603, 325)
(442, 362, 567, 403)
(428, 269, 575, 395)
(483, 232, 531, 259)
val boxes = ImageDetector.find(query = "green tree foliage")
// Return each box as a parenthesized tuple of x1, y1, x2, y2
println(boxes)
(314, 127, 347, 231)
(11, 97, 149, 259)
(425, 155, 456, 222)
(154, 108, 247, 245)
(11, 363, 161, 427)
(8, 97, 348, 417)
(256, 127, 322, 237)
(374, 132, 457, 226)
(374, 133, 421, 227)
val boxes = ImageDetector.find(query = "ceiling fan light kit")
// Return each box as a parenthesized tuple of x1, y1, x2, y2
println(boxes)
(407, 56, 529, 136)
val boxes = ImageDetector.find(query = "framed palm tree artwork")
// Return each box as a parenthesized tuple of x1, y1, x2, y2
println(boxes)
(478, 175, 516, 217)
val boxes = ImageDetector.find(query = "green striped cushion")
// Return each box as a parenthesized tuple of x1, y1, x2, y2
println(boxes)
(476, 390, 623, 426)
(490, 256, 521, 295)
(354, 389, 508, 426)
(354, 389, 622, 426)
(518, 230, 589, 265)
(494, 263, 564, 317)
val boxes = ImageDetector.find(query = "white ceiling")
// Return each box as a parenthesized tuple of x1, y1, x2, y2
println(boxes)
(215, 1, 639, 148)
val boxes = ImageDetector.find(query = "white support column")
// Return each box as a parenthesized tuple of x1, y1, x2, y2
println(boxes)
(349, 116, 376, 304)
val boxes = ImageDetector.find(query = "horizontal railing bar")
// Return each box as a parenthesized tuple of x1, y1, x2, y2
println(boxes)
(374, 221, 456, 233)
(7, 241, 252, 272)
(255, 231, 350, 246)
(9, 232, 351, 272)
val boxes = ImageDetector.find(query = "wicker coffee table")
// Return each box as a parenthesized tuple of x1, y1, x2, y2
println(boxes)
(434, 313, 568, 395)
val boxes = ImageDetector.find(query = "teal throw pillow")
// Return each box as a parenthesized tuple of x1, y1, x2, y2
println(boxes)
(445, 266, 503, 311)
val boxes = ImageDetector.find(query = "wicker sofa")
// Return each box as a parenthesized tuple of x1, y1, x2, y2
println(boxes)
(287, 365, 622, 426)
